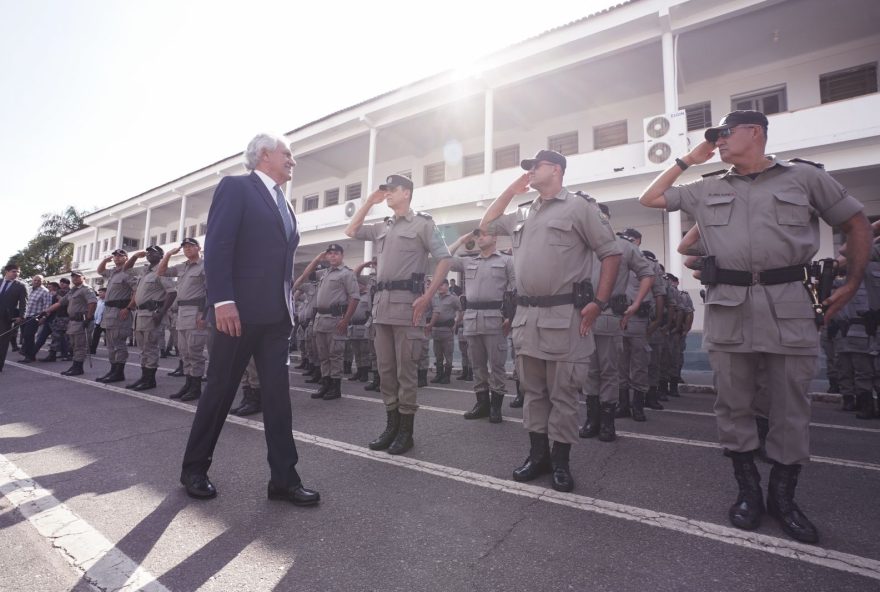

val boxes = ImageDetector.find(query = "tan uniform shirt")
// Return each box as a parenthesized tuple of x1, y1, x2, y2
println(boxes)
(450, 251, 515, 336)
(664, 156, 864, 355)
(430, 292, 461, 324)
(59, 285, 97, 318)
(164, 259, 205, 330)
(353, 209, 451, 326)
(313, 265, 360, 332)
(297, 282, 317, 324)
(100, 267, 136, 328)
(488, 188, 621, 361)
(133, 265, 176, 320)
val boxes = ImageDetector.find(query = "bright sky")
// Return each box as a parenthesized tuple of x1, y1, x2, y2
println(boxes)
(0, 0, 620, 263)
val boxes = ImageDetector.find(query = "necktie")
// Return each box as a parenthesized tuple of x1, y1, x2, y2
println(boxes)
(274, 185, 294, 240)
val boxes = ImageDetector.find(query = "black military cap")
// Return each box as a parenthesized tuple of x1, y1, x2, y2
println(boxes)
(705, 110, 769, 143)
(146, 245, 164, 256)
(325, 243, 344, 253)
(521, 149, 567, 173)
(70, 270, 84, 277)
(111, 249, 128, 256)
(379, 174, 414, 192)
(59, 277, 71, 285)
(619, 228, 642, 241)
(665, 273, 679, 282)
(641, 250, 657, 262)
(181, 237, 200, 247)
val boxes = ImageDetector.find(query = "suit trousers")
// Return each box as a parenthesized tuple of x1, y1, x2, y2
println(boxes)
(0, 317, 12, 370)
(90, 324, 104, 354)
(467, 333, 508, 393)
(374, 323, 424, 414)
(182, 320, 301, 487)
(20, 319, 39, 359)
(518, 354, 586, 445)
(710, 351, 815, 465)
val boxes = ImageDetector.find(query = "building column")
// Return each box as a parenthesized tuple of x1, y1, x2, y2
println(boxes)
(92, 227, 99, 261)
(363, 124, 378, 264)
(483, 88, 494, 195)
(116, 218, 123, 253)
(178, 194, 188, 242)
(143, 207, 152, 249)
(661, 25, 682, 278)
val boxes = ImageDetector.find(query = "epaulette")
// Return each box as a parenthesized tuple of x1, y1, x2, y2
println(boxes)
(701, 169, 727, 178)
(416, 211, 433, 219)
(574, 190, 595, 203)
(789, 157, 825, 169)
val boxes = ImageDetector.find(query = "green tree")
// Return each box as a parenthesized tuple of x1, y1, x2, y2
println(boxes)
(8, 207, 89, 277)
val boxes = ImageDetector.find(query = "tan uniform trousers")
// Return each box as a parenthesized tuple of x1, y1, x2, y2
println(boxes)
(315, 329, 346, 378)
(467, 333, 508, 394)
(348, 339, 370, 368)
(103, 311, 131, 363)
(240, 357, 260, 388)
(661, 331, 681, 381)
(66, 320, 89, 363)
(418, 335, 430, 370)
(837, 352, 874, 400)
(134, 315, 164, 369)
(458, 334, 470, 368)
(585, 332, 621, 404)
(647, 329, 664, 388)
(619, 319, 650, 393)
(710, 351, 815, 465)
(518, 355, 587, 445)
(375, 323, 425, 415)
(178, 328, 209, 377)
(432, 327, 454, 368)
(305, 323, 318, 363)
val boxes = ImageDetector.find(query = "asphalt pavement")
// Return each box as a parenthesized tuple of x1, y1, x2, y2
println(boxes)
(0, 348, 878, 592)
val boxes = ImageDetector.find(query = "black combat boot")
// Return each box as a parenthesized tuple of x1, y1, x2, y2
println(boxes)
(668, 377, 681, 397)
(95, 363, 115, 382)
(855, 392, 876, 420)
(631, 390, 647, 422)
(171, 376, 193, 399)
(233, 387, 262, 416)
(323, 378, 342, 400)
(39, 350, 58, 362)
(513, 432, 552, 482)
(168, 360, 184, 377)
(160, 347, 168, 359)
(598, 402, 617, 442)
(125, 367, 148, 389)
(295, 356, 309, 370)
(417, 369, 428, 387)
(645, 386, 664, 410)
(510, 379, 524, 408)
(103, 362, 127, 384)
(841, 394, 855, 412)
(61, 361, 84, 376)
(463, 391, 490, 420)
(364, 371, 380, 392)
(129, 367, 157, 391)
(728, 450, 765, 531)
(312, 376, 331, 399)
(430, 364, 444, 383)
(305, 367, 323, 384)
(230, 386, 251, 414)
(180, 376, 202, 401)
(579, 395, 600, 438)
(615, 387, 631, 419)
(349, 366, 368, 382)
(755, 416, 771, 463)
(464, 367, 474, 381)
(301, 362, 318, 377)
(827, 379, 840, 394)
(437, 364, 452, 384)
(550, 442, 574, 492)
(369, 410, 400, 450)
(343, 360, 352, 375)
(657, 380, 669, 401)
(456, 365, 467, 379)
(489, 391, 504, 424)
(767, 462, 819, 544)
(387, 413, 415, 455)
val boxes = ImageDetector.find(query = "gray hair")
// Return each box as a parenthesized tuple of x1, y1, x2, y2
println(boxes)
(243, 133, 288, 171)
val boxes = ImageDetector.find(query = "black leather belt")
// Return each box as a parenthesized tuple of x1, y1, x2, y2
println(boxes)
(714, 265, 808, 287)
(316, 304, 345, 316)
(465, 300, 503, 310)
(70, 312, 88, 322)
(517, 293, 575, 308)
(137, 300, 165, 311)
(104, 299, 130, 308)
(350, 319, 368, 326)
(377, 280, 413, 291)
(433, 319, 455, 327)
(177, 297, 206, 308)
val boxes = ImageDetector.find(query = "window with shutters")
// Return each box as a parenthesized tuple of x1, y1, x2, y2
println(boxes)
(102, 238, 109, 252)
(731, 85, 787, 115)
(424, 162, 445, 185)
(187, 225, 197, 238)
(304, 194, 319, 211)
(324, 188, 340, 207)
(149, 236, 157, 247)
(159, 232, 166, 244)
(170, 230, 178, 243)
(345, 183, 361, 201)
(593, 120, 628, 149)
(820, 63, 877, 104)
(122, 237, 139, 250)
(110, 237, 116, 250)
(548, 131, 578, 156)
(493, 145, 519, 171)
(463, 153, 484, 177)
(199, 223, 207, 236)
(683, 101, 712, 131)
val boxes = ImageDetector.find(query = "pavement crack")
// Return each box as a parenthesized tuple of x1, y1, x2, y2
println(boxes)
(475, 497, 541, 563)
(591, 442, 621, 496)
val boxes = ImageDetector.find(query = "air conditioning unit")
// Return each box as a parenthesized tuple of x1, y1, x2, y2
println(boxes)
(643, 110, 688, 169)
(344, 201, 357, 218)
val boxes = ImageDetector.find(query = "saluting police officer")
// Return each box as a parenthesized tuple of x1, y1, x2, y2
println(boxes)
(158, 237, 208, 401)
(123, 246, 177, 391)
(427, 279, 461, 384)
(42, 271, 97, 376)
(482, 150, 621, 492)
(295, 244, 360, 401)
(639, 109, 871, 544)
(448, 228, 516, 423)
(345, 174, 453, 455)
(96, 249, 137, 383)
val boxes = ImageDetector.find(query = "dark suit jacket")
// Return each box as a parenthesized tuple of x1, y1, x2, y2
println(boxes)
(0, 279, 28, 323)
(204, 172, 299, 325)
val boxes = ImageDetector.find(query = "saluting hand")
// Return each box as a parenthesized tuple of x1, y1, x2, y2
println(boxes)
(367, 189, 387, 206)
(215, 302, 242, 337)
(685, 141, 716, 166)
(507, 173, 531, 196)
(579, 302, 601, 336)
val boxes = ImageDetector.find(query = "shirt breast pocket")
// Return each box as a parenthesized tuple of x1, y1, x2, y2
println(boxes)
(547, 219, 574, 246)
(705, 195, 735, 226)
(374, 231, 388, 255)
(512, 222, 525, 248)
(465, 265, 479, 280)
(395, 230, 420, 252)
(774, 192, 811, 226)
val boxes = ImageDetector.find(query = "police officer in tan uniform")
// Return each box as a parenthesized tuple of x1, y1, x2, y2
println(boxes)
(124, 246, 177, 391)
(482, 150, 621, 492)
(347, 275, 373, 382)
(346, 174, 452, 455)
(448, 229, 516, 423)
(96, 249, 137, 383)
(640, 110, 870, 544)
(158, 237, 208, 401)
(42, 271, 97, 376)
(295, 244, 360, 400)
(427, 279, 461, 384)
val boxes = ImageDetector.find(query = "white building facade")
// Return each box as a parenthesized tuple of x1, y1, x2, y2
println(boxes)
(62, 0, 880, 332)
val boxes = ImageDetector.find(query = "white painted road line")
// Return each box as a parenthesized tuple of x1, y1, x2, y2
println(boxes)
(5, 362, 880, 583)
(0, 453, 168, 592)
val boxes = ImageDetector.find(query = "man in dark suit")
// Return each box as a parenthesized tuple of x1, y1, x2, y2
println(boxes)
(0, 263, 28, 373)
(180, 133, 319, 506)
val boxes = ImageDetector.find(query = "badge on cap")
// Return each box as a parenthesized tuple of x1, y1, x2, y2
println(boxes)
(181, 237, 200, 247)
(325, 243, 344, 253)
(112, 249, 128, 256)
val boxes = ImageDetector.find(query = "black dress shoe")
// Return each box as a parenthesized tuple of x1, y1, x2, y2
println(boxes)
(267, 482, 321, 506)
(180, 473, 217, 499)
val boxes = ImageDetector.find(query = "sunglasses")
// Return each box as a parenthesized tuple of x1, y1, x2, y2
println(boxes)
(716, 125, 762, 138)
